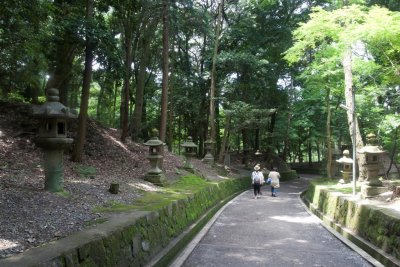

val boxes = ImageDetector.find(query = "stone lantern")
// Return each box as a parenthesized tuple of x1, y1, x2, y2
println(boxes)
(336, 150, 353, 184)
(144, 129, 166, 186)
(32, 88, 77, 192)
(181, 136, 197, 172)
(255, 150, 262, 166)
(358, 133, 386, 197)
(203, 139, 215, 164)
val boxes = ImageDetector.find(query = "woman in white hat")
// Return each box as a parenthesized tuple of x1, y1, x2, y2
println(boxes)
(251, 164, 264, 199)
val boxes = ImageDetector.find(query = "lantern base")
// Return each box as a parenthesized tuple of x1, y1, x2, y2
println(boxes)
(202, 152, 214, 165)
(361, 184, 388, 199)
(145, 173, 168, 186)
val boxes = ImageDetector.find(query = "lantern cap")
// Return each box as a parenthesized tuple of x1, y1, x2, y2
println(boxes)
(32, 88, 77, 119)
(181, 136, 197, 148)
(144, 129, 164, 146)
(357, 133, 385, 154)
(336, 149, 353, 164)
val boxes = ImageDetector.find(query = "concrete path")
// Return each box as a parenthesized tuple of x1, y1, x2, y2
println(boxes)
(170, 175, 379, 267)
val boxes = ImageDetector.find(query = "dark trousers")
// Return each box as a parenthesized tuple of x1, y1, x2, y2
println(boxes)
(253, 183, 261, 196)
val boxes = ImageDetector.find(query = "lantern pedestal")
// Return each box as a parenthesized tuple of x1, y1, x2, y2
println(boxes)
(145, 154, 167, 186)
(361, 185, 387, 199)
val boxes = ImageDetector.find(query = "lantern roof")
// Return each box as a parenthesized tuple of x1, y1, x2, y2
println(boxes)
(357, 133, 385, 155)
(144, 129, 164, 146)
(336, 149, 353, 164)
(32, 88, 77, 119)
(181, 136, 197, 148)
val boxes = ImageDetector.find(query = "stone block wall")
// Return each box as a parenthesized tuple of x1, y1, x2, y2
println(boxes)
(303, 182, 400, 266)
(0, 177, 249, 267)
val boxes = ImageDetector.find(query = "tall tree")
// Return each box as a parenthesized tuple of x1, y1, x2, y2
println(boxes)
(72, 0, 94, 162)
(160, 0, 170, 143)
(46, 0, 82, 105)
(208, 0, 224, 144)
(285, 4, 400, 179)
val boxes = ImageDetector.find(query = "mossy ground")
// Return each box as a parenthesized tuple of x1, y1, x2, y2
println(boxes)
(94, 175, 215, 213)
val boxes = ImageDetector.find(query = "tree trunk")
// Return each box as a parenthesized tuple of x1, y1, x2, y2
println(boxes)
(209, 0, 224, 142)
(130, 33, 151, 141)
(120, 19, 133, 142)
(159, 0, 169, 143)
(308, 128, 312, 167)
(72, 0, 93, 162)
(326, 87, 333, 178)
(342, 49, 366, 181)
(386, 128, 398, 178)
(282, 111, 291, 162)
(218, 113, 231, 163)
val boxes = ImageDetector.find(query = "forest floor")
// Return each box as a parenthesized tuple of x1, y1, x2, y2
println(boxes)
(1, 101, 399, 260)
(0, 101, 243, 259)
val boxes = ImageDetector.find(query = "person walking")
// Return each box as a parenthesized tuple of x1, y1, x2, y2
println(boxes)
(267, 167, 280, 197)
(251, 164, 264, 199)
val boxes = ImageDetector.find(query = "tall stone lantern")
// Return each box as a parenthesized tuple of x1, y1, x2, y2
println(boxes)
(358, 133, 387, 198)
(144, 129, 166, 186)
(181, 136, 197, 172)
(255, 150, 262, 166)
(336, 150, 353, 184)
(32, 88, 77, 192)
(203, 139, 215, 164)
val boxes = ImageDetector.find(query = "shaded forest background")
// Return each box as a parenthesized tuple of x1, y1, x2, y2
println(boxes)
(1, 0, 400, 175)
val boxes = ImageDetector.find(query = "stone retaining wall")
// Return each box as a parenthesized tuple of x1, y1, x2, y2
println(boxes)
(303, 182, 400, 266)
(0, 177, 249, 267)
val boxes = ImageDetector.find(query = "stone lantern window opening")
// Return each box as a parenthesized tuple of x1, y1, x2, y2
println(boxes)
(58, 121, 65, 135)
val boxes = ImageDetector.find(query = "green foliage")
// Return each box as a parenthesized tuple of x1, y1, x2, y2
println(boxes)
(55, 190, 71, 198)
(74, 164, 97, 178)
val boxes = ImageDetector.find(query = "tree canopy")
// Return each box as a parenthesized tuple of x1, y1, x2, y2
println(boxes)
(1, 0, 399, 171)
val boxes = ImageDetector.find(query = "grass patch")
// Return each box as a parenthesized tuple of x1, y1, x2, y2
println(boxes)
(74, 164, 97, 178)
(55, 190, 71, 198)
(84, 218, 108, 227)
(310, 178, 361, 193)
(94, 175, 213, 213)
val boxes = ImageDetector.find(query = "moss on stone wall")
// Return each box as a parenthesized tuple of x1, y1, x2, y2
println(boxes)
(304, 180, 400, 264)
(1, 176, 249, 267)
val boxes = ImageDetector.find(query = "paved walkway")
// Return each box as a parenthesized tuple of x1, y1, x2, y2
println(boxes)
(170, 175, 380, 267)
